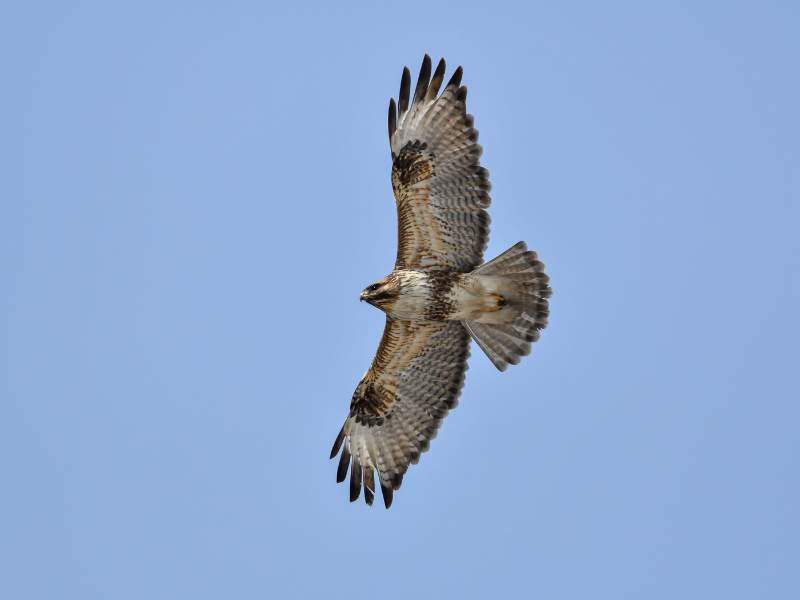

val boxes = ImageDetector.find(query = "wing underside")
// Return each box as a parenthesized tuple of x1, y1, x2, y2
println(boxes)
(330, 318, 470, 508)
(389, 55, 491, 272)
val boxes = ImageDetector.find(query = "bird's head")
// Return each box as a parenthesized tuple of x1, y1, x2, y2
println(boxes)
(360, 276, 399, 310)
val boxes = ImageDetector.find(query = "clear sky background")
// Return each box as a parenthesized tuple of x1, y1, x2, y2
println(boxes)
(2, 2, 798, 598)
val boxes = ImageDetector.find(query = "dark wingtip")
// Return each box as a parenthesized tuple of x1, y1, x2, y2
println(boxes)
(388, 98, 397, 140)
(412, 54, 432, 107)
(427, 58, 446, 100)
(446, 66, 463, 89)
(336, 446, 350, 483)
(349, 461, 362, 502)
(364, 466, 375, 506)
(380, 483, 394, 509)
(398, 67, 411, 115)
(329, 427, 345, 459)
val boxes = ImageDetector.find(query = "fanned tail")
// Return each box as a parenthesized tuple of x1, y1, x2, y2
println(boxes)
(463, 241, 551, 371)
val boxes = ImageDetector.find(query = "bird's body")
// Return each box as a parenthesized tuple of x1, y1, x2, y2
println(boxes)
(331, 56, 552, 508)
(367, 269, 522, 323)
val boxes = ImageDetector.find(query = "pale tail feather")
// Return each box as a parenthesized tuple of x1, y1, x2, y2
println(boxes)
(463, 241, 551, 371)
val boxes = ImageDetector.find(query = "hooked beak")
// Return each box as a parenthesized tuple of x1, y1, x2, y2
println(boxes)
(360, 291, 368, 302)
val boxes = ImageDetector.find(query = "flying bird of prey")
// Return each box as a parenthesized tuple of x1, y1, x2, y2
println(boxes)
(330, 56, 551, 508)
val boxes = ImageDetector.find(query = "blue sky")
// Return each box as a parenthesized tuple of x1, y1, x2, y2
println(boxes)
(2, 1, 798, 598)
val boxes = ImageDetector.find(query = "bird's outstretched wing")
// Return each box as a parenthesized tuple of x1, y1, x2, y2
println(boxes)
(389, 55, 491, 272)
(330, 318, 470, 508)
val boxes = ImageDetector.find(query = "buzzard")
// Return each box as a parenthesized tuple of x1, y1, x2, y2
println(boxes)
(330, 56, 551, 508)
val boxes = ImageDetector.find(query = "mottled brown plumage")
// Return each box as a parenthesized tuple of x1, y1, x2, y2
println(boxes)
(331, 56, 552, 508)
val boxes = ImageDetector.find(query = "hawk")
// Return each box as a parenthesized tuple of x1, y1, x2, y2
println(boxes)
(330, 56, 551, 508)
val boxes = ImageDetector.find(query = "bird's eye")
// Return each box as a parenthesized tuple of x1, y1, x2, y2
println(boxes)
(368, 283, 381, 292)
